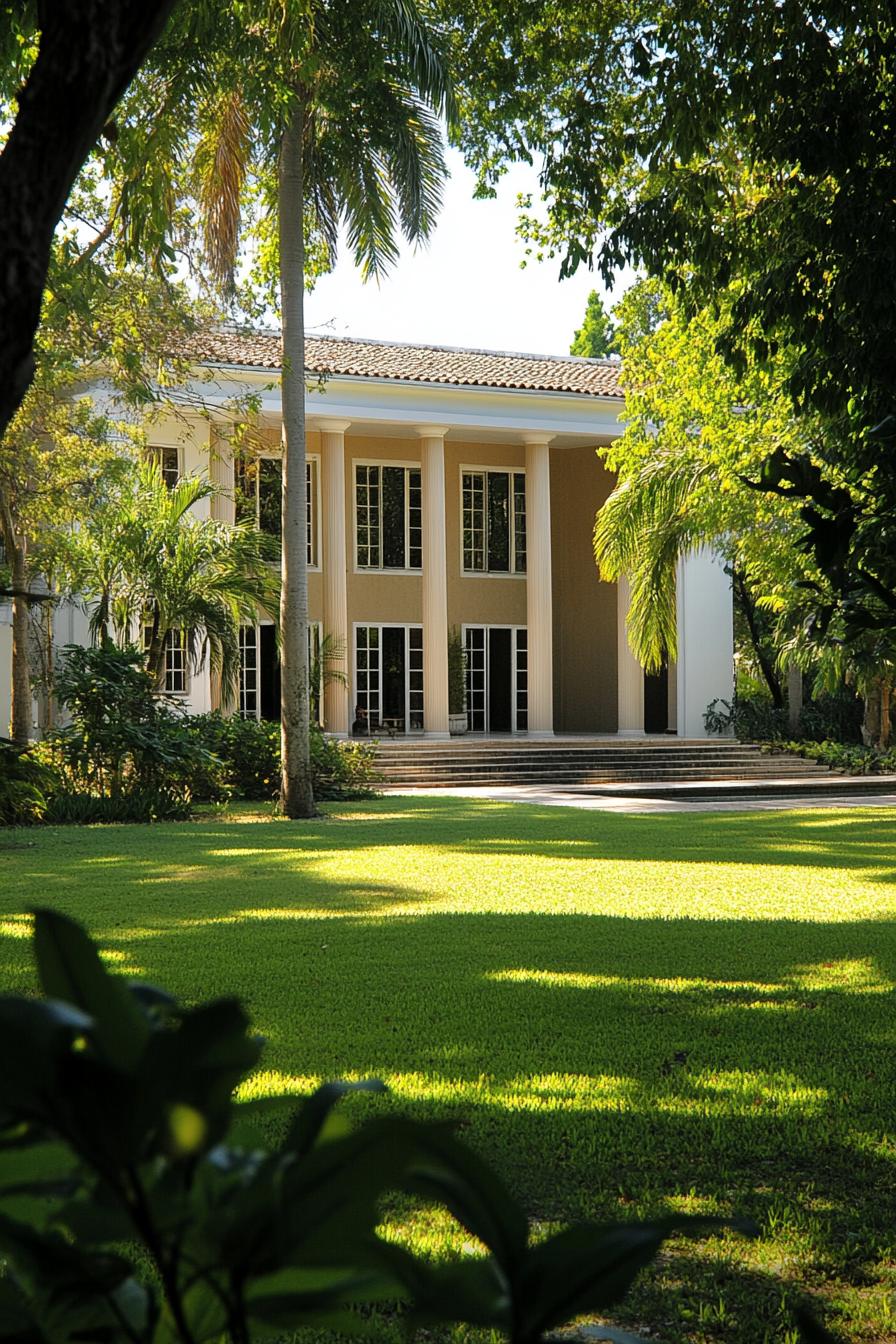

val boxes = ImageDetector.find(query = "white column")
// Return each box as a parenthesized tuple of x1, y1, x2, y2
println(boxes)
(523, 434, 554, 735)
(316, 418, 351, 736)
(676, 548, 734, 738)
(418, 425, 450, 737)
(209, 429, 235, 525)
(617, 574, 645, 735)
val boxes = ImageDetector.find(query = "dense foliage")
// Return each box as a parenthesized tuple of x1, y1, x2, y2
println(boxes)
(0, 738, 55, 825)
(444, 2, 896, 652)
(40, 644, 216, 822)
(570, 290, 618, 358)
(188, 713, 379, 802)
(0, 909, 746, 1343)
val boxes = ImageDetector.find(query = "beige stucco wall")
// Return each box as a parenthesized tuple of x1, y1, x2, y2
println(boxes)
(550, 444, 618, 732)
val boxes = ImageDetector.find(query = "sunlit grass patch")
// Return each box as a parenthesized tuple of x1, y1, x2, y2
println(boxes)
(2, 796, 896, 1342)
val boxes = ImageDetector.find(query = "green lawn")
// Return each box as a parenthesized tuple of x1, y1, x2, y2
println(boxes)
(2, 797, 896, 1344)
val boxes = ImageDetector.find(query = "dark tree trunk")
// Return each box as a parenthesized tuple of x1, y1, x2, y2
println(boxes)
(277, 99, 315, 819)
(732, 568, 784, 707)
(0, 0, 178, 441)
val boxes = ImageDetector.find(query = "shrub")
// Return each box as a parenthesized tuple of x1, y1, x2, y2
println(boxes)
(0, 910, 752, 1344)
(704, 694, 788, 740)
(188, 713, 379, 801)
(0, 738, 57, 825)
(44, 644, 224, 822)
(775, 739, 896, 775)
(706, 686, 864, 745)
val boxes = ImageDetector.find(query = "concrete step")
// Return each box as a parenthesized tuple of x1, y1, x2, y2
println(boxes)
(371, 739, 835, 789)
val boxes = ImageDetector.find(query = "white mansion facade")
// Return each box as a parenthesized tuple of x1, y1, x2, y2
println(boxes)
(0, 332, 734, 740)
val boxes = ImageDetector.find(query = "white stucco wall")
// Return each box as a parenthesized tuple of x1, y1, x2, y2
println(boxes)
(676, 549, 734, 738)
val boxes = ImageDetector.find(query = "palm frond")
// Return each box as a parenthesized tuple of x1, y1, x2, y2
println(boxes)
(196, 88, 251, 293)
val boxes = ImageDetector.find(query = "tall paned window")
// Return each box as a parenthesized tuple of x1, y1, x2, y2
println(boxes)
(462, 470, 526, 573)
(234, 455, 318, 564)
(148, 446, 180, 489)
(239, 625, 258, 718)
(355, 465, 421, 569)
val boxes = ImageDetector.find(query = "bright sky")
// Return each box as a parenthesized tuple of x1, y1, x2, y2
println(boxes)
(303, 147, 632, 357)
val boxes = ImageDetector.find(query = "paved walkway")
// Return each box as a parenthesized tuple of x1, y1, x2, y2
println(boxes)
(384, 783, 896, 814)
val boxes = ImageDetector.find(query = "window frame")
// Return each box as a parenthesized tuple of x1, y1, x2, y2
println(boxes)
(238, 619, 324, 724)
(148, 445, 181, 490)
(459, 464, 527, 577)
(352, 459, 423, 574)
(234, 452, 320, 569)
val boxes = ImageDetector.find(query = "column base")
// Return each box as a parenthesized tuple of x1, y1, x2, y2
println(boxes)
(526, 730, 555, 739)
(424, 730, 451, 740)
(617, 728, 646, 737)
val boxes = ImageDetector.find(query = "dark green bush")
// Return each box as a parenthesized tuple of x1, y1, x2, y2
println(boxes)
(43, 644, 224, 822)
(775, 739, 896, 775)
(704, 695, 789, 740)
(0, 911, 754, 1344)
(706, 687, 864, 745)
(796, 689, 863, 743)
(188, 712, 379, 801)
(0, 739, 57, 825)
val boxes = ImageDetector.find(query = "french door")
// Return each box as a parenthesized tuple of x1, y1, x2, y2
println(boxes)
(355, 624, 424, 733)
(463, 625, 527, 732)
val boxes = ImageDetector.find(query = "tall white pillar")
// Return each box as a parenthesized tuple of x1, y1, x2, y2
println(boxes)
(418, 425, 450, 737)
(617, 574, 645, 735)
(676, 548, 734, 738)
(523, 434, 554, 735)
(316, 418, 351, 736)
(209, 430, 235, 525)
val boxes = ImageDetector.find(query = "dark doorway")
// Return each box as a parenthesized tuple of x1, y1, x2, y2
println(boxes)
(644, 662, 669, 734)
(488, 627, 512, 732)
(381, 626, 406, 729)
(259, 624, 280, 721)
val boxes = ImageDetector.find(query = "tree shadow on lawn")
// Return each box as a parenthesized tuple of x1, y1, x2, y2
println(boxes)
(9, 798, 896, 892)
(17, 905, 890, 1276)
(2, 891, 895, 1340)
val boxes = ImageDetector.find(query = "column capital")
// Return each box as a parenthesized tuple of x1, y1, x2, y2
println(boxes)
(521, 432, 553, 448)
(312, 418, 352, 434)
(414, 424, 450, 440)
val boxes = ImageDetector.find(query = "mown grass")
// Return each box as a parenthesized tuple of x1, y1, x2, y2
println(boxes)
(2, 797, 896, 1343)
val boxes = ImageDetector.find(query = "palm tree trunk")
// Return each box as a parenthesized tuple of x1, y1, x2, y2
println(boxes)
(277, 98, 315, 818)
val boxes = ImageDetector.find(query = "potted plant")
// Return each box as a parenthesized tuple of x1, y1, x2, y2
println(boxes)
(447, 626, 468, 735)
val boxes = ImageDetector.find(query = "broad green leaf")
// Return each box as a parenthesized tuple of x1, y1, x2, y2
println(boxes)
(404, 1127, 529, 1276)
(32, 909, 148, 1073)
(281, 1079, 387, 1156)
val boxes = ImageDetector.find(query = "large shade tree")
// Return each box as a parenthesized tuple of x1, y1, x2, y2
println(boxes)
(0, 0, 179, 442)
(121, 0, 454, 817)
(442, 0, 896, 644)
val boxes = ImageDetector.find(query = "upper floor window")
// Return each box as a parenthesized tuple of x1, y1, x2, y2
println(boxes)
(462, 470, 526, 574)
(235, 455, 318, 566)
(356, 464, 421, 570)
(143, 624, 188, 695)
(149, 446, 180, 490)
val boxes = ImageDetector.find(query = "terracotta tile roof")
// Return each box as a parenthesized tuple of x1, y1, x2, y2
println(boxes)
(189, 328, 623, 399)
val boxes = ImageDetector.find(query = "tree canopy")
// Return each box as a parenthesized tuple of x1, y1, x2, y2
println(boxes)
(444, 1, 896, 641)
(569, 290, 618, 358)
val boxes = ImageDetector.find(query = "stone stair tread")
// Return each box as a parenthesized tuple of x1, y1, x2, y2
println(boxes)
(371, 738, 848, 790)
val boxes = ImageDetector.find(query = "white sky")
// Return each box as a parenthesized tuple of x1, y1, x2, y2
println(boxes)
(303, 147, 632, 357)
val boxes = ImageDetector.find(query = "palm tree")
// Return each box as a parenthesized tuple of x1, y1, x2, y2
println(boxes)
(145, 0, 454, 816)
(64, 460, 279, 701)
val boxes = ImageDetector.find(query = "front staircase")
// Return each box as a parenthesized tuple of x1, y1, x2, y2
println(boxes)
(372, 738, 835, 790)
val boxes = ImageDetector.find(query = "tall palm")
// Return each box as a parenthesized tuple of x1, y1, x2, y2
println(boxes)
(170, 0, 454, 816)
(65, 461, 279, 700)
